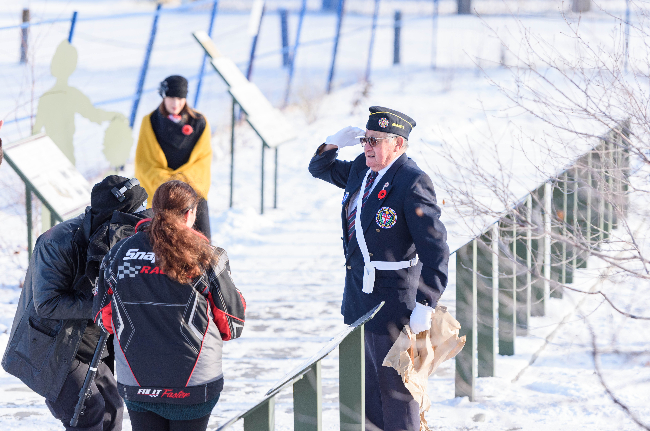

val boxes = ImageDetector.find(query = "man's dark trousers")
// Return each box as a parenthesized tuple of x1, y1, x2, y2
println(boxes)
(365, 331, 420, 431)
(45, 359, 123, 431)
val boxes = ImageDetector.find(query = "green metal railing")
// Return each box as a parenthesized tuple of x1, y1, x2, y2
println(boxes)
(217, 302, 383, 431)
(454, 123, 630, 400)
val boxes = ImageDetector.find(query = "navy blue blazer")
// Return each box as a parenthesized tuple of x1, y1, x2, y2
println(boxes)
(309, 149, 449, 335)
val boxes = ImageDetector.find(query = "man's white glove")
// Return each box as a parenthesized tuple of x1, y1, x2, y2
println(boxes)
(410, 303, 434, 334)
(325, 126, 365, 148)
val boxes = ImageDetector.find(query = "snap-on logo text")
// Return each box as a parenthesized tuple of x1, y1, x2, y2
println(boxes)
(124, 249, 156, 263)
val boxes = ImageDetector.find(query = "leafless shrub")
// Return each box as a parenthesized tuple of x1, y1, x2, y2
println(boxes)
(428, 5, 650, 426)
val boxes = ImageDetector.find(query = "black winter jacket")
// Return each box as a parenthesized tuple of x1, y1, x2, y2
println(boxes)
(93, 226, 246, 405)
(2, 209, 151, 401)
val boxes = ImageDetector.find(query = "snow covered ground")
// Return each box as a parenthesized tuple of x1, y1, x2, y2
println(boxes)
(1, 1, 650, 430)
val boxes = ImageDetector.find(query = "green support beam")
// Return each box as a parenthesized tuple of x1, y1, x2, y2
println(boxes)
(515, 196, 532, 336)
(543, 183, 551, 310)
(530, 186, 545, 317)
(549, 176, 565, 298)
(498, 218, 516, 356)
(294, 362, 322, 431)
(244, 398, 275, 431)
(339, 326, 365, 430)
(477, 228, 497, 377)
(455, 240, 477, 400)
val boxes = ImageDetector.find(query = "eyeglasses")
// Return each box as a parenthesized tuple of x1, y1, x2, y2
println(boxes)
(356, 135, 397, 147)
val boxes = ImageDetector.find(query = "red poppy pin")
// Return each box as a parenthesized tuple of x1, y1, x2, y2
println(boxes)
(378, 182, 389, 199)
(182, 124, 193, 135)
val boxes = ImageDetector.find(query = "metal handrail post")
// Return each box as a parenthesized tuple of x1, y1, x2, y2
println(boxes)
(543, 182, 551, 313)
(562, 172, 568, 285)
(455, 239, 477, 400)
(526, 194, 532, 323)
(498, 217, 516, 356)
(244, 398, 275, 431)
(477, 229, 497, 377)
(294, 362, 322, 431)
(598, 145, 605, 243)
(339, 324, 364, 429)
(573, 166, 579, 274)
(586, 152, 592, 246)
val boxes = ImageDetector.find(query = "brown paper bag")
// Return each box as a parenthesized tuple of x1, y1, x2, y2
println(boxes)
(382, 305, 466, 431)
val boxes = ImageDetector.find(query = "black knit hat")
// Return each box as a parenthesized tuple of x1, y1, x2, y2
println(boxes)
(159, 75, 188, 99)
(365, 106, 416, 139)
(90, 175, 148, 233)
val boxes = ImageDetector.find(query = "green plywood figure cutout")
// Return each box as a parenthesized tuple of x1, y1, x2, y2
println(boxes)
(33, 40, 133, 167)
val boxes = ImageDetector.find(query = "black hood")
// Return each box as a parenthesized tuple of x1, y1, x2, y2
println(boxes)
(90, 175, 148, 234)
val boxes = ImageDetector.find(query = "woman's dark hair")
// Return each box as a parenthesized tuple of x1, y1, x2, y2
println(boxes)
(159, 100, 199, 120)
(148, 180, 214, 283)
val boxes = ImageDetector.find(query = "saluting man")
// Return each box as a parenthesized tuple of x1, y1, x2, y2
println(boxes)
(309, 106, 449, 430)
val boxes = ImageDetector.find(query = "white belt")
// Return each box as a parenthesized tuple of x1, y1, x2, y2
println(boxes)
(354, 170, 419, 294)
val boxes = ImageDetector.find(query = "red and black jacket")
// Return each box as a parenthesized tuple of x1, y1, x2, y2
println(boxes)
(93, 226, 245, 404)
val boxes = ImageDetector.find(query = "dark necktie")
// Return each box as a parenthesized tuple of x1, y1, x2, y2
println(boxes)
(347, 171, 378, 241)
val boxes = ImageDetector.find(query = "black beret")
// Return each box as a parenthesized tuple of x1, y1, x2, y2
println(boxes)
(159, 75, 188, 99)
(365, 106, 416, 139)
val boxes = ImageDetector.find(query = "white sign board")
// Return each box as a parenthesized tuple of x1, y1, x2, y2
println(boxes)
(193, 30, 297, 148)
(211, 58, 250, 90)
(5, 134, 91, 220)
(229, 83, 296, 148)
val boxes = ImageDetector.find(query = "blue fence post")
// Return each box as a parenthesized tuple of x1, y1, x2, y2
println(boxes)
(326, 0, 346, 93)
(68, 11, 78, 43)
(282, 0, 307, 107)
(20, 9, 29, 64)
(280, 8, 290, 67)
(130, 3, 162, 128)
(393, 10, 401, 65)
(432, 0, 438, 68)
(364, 0, 381, 82)
(194, 0, 219, 108)
(624, 0, 630, 73)
(246, 1, 266, 81)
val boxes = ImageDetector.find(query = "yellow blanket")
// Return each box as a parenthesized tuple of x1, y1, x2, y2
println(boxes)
(134, 112, 212, 206)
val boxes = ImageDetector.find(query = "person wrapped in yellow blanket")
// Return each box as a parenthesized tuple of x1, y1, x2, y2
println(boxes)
(135, 75, 212, 239)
